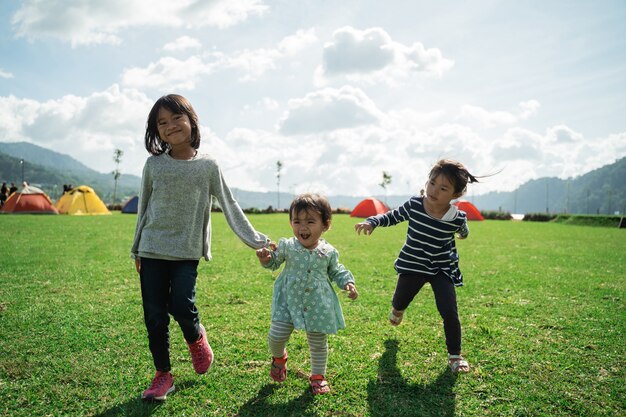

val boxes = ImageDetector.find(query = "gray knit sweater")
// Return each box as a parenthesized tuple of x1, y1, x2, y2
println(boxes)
(131, 152, 269, 261)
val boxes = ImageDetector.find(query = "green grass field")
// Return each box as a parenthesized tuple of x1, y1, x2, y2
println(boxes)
(0, 213, 624, 417)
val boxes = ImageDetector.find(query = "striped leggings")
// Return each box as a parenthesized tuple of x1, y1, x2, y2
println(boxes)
(268, 321, 328, 376)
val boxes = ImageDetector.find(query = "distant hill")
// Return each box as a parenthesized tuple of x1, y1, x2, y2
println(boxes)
(1, 142, 96, 174)
(1, 141, 624, 214)
(0, 141, 141, 202)
(471, 157, 626, 215)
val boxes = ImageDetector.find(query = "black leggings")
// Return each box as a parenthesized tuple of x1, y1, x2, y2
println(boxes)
(140, 258, 201, 371)
(392, 273, 462, 355)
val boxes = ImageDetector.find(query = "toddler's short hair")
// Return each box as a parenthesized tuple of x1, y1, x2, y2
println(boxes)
(289, 193, 332, 226)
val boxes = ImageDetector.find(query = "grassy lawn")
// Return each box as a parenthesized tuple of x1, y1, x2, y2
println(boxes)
(0, 213, 624, 416)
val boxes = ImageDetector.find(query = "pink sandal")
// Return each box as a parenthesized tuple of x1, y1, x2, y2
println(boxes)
(309, 374, 330, 395)
(270, 351, 288, 382)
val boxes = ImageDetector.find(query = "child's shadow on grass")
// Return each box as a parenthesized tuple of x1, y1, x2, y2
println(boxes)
(93, 380, 199, 417)
(236, 383, 315, 417)
(368, 339, 457, 417)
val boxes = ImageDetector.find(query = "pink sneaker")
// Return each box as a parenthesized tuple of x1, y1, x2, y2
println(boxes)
(186, 324, 213, 374)
(142, 371, 174, 401)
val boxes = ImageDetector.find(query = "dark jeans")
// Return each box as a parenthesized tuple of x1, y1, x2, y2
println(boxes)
(140, 258, 201, 371)
(392, 273, 462, 355)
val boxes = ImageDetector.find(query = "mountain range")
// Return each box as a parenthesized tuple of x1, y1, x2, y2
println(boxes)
(1, 141, 624, 215)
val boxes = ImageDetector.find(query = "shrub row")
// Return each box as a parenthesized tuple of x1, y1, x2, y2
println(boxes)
(523, 213, 623, 227)
(480, 210, 513, 220)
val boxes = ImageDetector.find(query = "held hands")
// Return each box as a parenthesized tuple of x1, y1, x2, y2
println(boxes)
(256, 242, 277, 265)
(354, 222, 374, 235)
(344, 283, 359, 300)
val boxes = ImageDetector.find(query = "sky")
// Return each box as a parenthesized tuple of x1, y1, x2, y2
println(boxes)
(1, 0, 625, 201)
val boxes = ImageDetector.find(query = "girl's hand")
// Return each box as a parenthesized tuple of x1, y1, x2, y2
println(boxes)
(256, 242, 276, 265)
(344, 283, 358, 300)
(354, 222, 374, 235)
(134, 257, 141, 274)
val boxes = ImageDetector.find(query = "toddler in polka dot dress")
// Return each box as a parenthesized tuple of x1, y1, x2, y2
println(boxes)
(256, 193, 358, 395)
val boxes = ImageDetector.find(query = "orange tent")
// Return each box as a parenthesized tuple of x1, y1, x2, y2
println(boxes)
(0, 184, 58, 214)
(454, 200, 484, 221)
(350, 197, 389, 218)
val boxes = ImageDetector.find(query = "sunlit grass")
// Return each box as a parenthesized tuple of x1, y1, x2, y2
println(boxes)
(0, 213, 624, 416)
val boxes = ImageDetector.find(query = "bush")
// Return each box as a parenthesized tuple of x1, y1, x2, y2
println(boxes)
(481, 210, 513, 220)
(552, 214, 622, 228)
(523, 213, 558, 222)
(243, 207, 261, 214)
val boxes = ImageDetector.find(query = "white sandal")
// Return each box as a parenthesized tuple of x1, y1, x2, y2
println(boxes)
(448, 355, 470, 373)
(388, 309, 404, 326)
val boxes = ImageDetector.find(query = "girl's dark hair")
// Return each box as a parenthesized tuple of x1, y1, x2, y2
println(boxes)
(428, 159, 479, 196)
(289, 193, 332, 226)
(144, 94, 201, 155)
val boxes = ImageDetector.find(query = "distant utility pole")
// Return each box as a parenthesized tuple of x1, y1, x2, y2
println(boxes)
(112, 149, 123, 204)
(276, 160, 283, 210)
(20, 159, 24, 184)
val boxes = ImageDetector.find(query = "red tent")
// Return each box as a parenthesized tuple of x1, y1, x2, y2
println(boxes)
(350, 197, 389, 218)
(454, 200, 483, 221)
(0, 184, 58, 214)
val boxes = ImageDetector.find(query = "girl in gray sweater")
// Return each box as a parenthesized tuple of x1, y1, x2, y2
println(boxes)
(131, 94, 270, 401)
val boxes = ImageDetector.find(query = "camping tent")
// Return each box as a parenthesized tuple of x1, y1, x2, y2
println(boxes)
(121, 196, 138, 214)
(0, 184, 58, 214)
(453, 200, 484, 221)
(350, 197, 389, 218)
(55, 185, 111, 215)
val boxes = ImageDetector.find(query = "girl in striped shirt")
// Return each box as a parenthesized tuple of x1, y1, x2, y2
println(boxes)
(355, 159, 479, 373)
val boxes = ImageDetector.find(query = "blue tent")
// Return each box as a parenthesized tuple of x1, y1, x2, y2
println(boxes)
(121, 196, 138, 214)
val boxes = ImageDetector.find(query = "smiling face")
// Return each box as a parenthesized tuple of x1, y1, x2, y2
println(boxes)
(290, 208, 329, 250)
(156, 107, 193, 149)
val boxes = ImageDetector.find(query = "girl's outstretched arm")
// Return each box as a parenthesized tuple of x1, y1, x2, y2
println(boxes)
(354, 222, 374, 235)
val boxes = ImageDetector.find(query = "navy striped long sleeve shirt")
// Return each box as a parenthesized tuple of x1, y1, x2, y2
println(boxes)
(365, 196, 469, 286)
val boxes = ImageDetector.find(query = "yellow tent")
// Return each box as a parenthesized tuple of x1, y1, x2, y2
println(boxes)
(55, 185, 111, 215)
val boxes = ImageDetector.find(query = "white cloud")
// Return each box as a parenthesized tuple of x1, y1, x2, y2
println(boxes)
(518, 100, 540, 119)
(457, 100, 541, 128)
(486, 124, 625, 190)
(182, 0, 268, 29)
(490, 127, 544, 161)
(162, 36, 202, 52)
(0, 69, 14, 79)
(277, 86, 384, 135)
(121, 56, 214, 91)
(276, 28, 318, 55)
(459, 105, 518, 128)
(11, 0, 267, 46)
(121, 28, 317, 89)
(215, 28, 318, 81)
(0, 85, 152, 174)
(317, 26, 454, 86)
(2, 83, 624, 198)
(546, 124, 584, 143)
